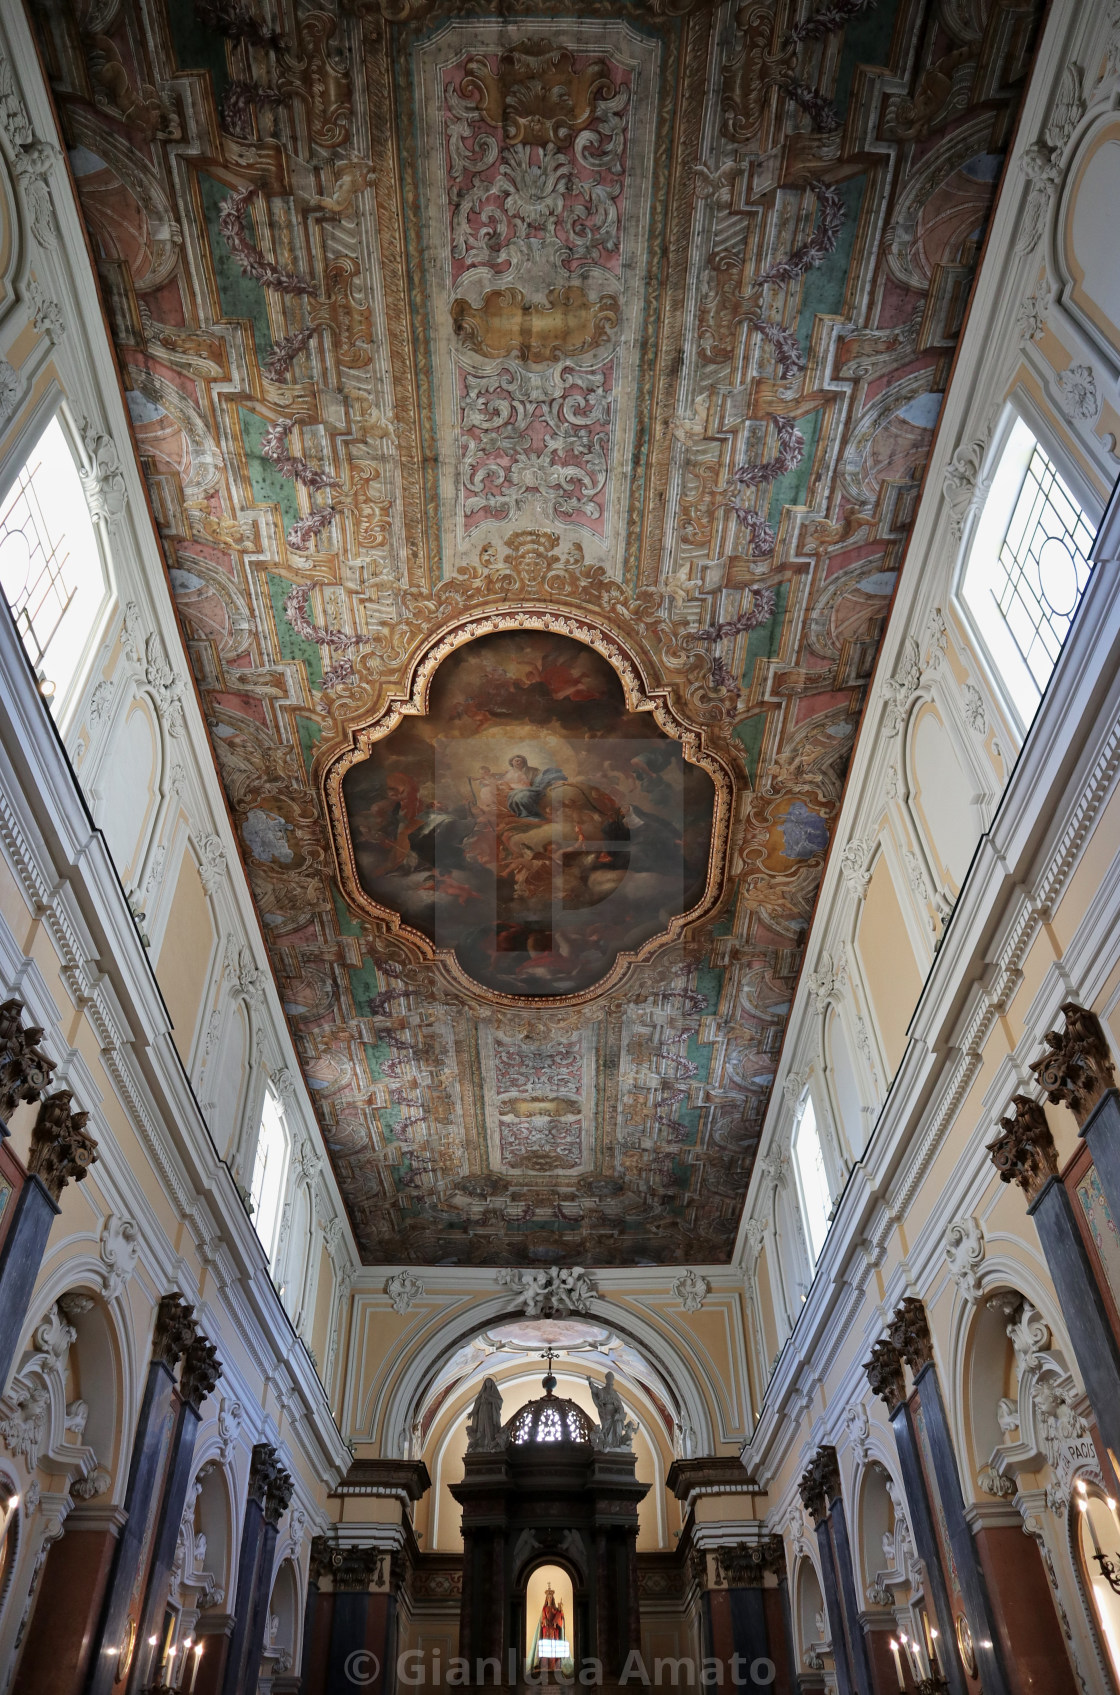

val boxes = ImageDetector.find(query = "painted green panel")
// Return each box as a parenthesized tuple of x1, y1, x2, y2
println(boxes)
(734, 713, 768, 787)
(769, 408, 822, 519)
(241, 409, 300, 529)
(266, 571, 322, 687)
(296, 713, 322, 776)
(797, 177, 866, 342)
(167, 9, 229, 92)
(833, 9, 898, 115)
(200, 175, 270, 357)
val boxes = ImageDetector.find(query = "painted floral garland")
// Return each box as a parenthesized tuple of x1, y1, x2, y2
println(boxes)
(218, 187, 317, 297)
(756, 180, 844, 287)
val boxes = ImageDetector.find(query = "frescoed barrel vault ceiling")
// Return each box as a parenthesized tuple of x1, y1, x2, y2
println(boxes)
(37, 0, 1040, 1264)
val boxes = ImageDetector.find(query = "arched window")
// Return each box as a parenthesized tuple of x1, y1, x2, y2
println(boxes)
(250, 1087, 289, 1267)
(792, 1094, 831, 1265)
(0, 414, 110, 718)
(959, 413, 1094, 728)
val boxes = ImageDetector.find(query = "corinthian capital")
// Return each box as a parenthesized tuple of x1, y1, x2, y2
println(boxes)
(1030, 1003, 1116, 1125)
(0, 999, 55, 1120)
(152, 1293, 197, 1370)
(987, 1095, 1058, 1204)
(179, 1335, 222, 1411)
(27, 1090, 98, 1201)
(887, 1298, 933, 1376)
(864, 1338, 906, 1415)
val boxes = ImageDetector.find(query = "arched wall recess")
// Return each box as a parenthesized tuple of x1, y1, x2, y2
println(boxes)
(794, 1552, 829, 1673)
(823, 1004, 873, 1161)
(12, 1254, 139, 1503)
(364, 1295, 717, 1463)
(853, 843, 926, 1077)
(1058, 115, 1120, 381)
(941, 1240, 1078, 1483)
(906, 701, 987, 897)
(88, 691, 162, 888)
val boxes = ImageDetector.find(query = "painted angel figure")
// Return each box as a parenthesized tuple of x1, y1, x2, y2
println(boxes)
(465, 1376, 504, 1452)
(590, 1371, 637, 1450)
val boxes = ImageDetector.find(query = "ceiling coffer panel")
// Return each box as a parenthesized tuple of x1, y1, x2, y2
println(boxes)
(38, 0, 1040, 1264)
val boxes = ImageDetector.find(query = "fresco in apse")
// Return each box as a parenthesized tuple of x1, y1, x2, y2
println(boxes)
(336, 632, 716, 997)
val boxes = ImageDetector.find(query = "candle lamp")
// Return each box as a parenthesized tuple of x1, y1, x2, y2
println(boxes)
(1080, 1491, 1120, 1593)
(188, 1642, 204, 1693)
(889, 1638, 906, 1690)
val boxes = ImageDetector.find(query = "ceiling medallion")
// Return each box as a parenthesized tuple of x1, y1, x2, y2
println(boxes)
(321, 542, 735, 1006)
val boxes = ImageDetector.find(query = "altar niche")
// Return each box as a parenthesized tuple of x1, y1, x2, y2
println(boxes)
(451, 1379, 648, 1686)
(525, 1563, 575, 1678)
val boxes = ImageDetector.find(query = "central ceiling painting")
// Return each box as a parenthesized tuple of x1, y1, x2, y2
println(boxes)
(328, 625, 723, 1000)
(39, 0, 1041, 1263)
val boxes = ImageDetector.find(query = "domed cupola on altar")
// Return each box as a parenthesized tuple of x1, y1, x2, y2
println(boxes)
(450, 1357, 648, 1685)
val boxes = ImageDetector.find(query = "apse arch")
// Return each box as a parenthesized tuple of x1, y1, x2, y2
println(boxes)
(366, 1293, 717, 1464)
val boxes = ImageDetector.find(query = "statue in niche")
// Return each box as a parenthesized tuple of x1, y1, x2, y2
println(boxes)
(466, 1376, 504, 1452)
(590, 1372, 637, 1450)
(531, 1582, 568, 1670)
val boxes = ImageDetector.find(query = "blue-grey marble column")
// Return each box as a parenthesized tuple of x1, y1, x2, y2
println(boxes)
(828, 1492, 875, 1695)
(0, 1087, 97, 1393)
(88, 1294, 198, 1695)
(887, 1300, 1011, 1695)
(866, 1336, 966, 1695)
(219, 1445, 293, 1695)
(127, 1336, 222, 1692)
(801, 1450, 853, 1695)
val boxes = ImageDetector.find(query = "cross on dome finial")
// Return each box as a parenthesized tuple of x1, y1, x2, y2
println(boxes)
(541, 1345, 559, 1395)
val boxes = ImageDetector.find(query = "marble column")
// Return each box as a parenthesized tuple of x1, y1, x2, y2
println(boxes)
(219, 1444, 293, 1695)
(989, 1095, 1120, 1464)
(88, 1293, 198, 1695)
(0, 1084, 97, 1395)
(709, 1539, 796, 1695)
(800, 1449, 854, 1695)
(887, 1300, 1011, 1695)
(299, 1540, 391, 1695)
(865, 1338, 967, 1695)
(128, 1335, 222, 1691)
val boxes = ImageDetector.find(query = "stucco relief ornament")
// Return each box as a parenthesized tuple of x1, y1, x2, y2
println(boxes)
(944, 1216, 985, 1304)
(218, 1395, 243, 1462)
(1016, 277, 1051, 344)
(385, 1270, 424, 1314)
(99, 1213, 140, 1301)
(0, 360, 19, 431)
(839, 838, 871, 898)
(1056, 363, 1100, 424)
(672, 1269, 710, 1313)
(942, 437, 987, 541)
(497, 1264, 597, 1317)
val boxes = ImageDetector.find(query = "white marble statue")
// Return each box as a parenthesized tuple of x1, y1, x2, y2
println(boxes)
(465, 1376, 504, 1452)
(590, 1372, 637, 1451)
